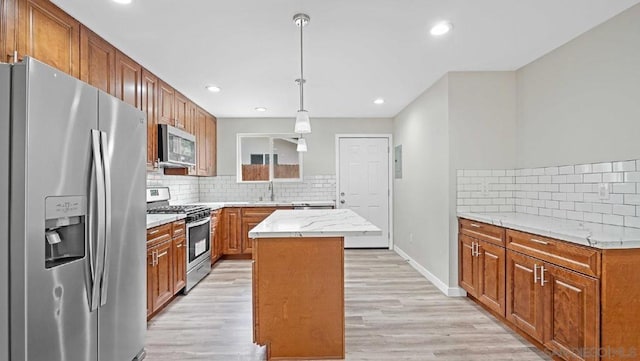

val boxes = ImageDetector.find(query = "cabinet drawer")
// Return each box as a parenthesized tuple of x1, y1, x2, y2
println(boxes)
(459, 218, 505, 246)
(506, 229, 601, 278)
(242, 207, 277, 218)
(172, 220, 186, 238)
(147, 224, 172, 243)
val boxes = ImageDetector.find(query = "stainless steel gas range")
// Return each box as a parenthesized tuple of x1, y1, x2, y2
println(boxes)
(147, 188, 211, 293)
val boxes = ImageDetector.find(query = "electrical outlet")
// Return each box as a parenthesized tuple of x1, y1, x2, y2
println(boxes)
(598, 183, 610, 200)
(409, 233, 413, 244)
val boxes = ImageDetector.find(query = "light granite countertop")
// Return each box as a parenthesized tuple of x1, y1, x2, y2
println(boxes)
(193, 200, 335, 209)
(458, 212, 640, 249)
(248, 209, 381, 239)
(146, 201, 336, 229)
(146, 213, 186, 229)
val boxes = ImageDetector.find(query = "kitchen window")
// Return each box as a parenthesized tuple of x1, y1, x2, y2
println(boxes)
(237, 134, 303, 183)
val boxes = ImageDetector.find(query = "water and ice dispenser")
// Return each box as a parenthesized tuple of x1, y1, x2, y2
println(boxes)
(44, 196, 86, 269)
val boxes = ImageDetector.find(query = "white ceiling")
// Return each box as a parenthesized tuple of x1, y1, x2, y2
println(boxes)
(52, 0, 639, 118)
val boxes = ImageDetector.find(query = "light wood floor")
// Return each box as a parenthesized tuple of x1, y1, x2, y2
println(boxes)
(145, 250, 550, 361)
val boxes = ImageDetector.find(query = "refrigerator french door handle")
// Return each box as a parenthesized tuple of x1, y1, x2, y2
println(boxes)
(100, 131, 112, 306)
(90, 129, 106, 311)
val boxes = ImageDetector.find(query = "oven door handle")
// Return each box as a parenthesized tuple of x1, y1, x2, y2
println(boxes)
(187, 218, 210, 228)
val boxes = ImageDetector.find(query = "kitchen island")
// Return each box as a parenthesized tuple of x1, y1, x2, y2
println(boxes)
(249, 209, 381, 360)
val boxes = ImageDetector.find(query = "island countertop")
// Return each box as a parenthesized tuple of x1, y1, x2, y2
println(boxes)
(248, 209, 381, 238)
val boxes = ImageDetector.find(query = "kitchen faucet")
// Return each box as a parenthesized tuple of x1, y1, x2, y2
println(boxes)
(268, 181, 275, 201)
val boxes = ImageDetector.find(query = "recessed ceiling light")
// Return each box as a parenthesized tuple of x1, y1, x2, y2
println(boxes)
(112, 0, 132, 4)
(430, 21, 452, 36)
(373, 98, 385, 105)
(255, 107, 267, 112)
(205, 85, 221, 93)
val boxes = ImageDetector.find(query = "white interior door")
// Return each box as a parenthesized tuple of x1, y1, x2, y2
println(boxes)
(338, 137, 390, 248)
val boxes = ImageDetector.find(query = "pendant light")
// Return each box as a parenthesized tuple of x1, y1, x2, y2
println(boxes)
(293, 13, 311, 135)
(296, 136, 308, 152)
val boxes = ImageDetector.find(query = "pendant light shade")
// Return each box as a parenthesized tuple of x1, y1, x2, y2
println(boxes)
(294, 110, 311, 134)
(297, 137, 308, 152)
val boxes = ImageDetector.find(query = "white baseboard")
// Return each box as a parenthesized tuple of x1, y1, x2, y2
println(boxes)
(394, 246, 467, 297)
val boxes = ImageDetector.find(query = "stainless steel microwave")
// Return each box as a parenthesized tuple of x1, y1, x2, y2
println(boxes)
(158, 124, 196, 167)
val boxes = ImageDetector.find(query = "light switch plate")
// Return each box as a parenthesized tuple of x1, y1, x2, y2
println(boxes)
(598, 183, 610, 200)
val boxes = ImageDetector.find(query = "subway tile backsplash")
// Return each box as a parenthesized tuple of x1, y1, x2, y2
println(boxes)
(146, 170, 336, 204)
(457, 159, 640, 229)
(198, 175, 336, 202)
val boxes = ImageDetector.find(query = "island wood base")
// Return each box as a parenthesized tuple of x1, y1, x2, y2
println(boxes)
(252, 236, 345, 360)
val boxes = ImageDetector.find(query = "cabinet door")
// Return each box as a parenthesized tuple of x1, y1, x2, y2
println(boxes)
(153, 239, 173, 311)
(506, 250, 545, 342)
(195, 107, 208, 176)
(2, 0, 17, 63)
(157, 80, 174, 126)
(174, 92, 189, 132)
(477, 240, 506, 316)
(173, 236, 186, 294)
(458, 234, 478, 297)
(79, 26, 115, 95)
(142, 69, 158, 170)
(146, 246, 154, 318)
(222, 208, 242, 255)
(543, 264, 599, 361)
(114, 51, 142, 109)
(206, 115, 217, 176)
(16, 0, 80, 77)
(210, 211, 221, 263)
(241, 218, 261, 255)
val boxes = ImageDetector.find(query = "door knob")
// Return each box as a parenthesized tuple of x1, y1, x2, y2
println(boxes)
(340, 200, 345, 204)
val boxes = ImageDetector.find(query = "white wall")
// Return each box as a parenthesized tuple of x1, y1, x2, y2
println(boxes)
(217, 118, 393, 176)
(393, 75, 451, 286)
(393, 72, 518, 291)
(447, 72, 517, 285)
(516, 3, 640, 168)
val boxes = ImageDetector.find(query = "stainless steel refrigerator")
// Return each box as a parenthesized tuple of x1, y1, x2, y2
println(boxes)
(0, 57, 147, 361)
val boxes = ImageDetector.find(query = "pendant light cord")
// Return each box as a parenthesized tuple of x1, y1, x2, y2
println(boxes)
(299, 20, 304, 112)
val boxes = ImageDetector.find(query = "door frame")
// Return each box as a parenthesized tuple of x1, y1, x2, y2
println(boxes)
(335, 134, 394, 250)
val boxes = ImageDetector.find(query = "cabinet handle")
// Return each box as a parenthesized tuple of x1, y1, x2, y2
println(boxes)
(152, 250, 158, 267)
(530, 238, 549, 245)
(533, 264, 540, 283)
(470, 223, 481, 228)
(12, 51, 18, 63)
(540, 266, 547, 286)
(157, 251, 168, 258)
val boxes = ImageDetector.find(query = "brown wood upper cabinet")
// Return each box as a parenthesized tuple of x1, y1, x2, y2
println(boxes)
(206, 114, 217, 176)
(195, 106, 208, 176)
(114, 51, 142, 109)
(174, 92, 191, 133)
(79, 26, 115, 95)
(141, 69, 158, 170)
(157, 80, 174, 126)
(14, 0, 80, 77)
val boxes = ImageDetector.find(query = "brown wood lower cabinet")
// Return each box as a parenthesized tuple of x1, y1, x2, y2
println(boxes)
(172, 235, 186, 292)
(460, 218, 640, 361)
(147, 220, 186, 320)
(459, 234, 506, 316)
(543, 263, 599, 361)
(253, 236, 345, 360)
(149, 238, 173, 314)
(506, 250, 545, 342)
(210, 209, 222, 264)
(221, 208, 242, 255)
